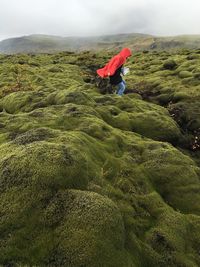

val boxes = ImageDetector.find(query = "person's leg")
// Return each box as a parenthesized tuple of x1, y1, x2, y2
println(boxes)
(117, 80, 126, 96)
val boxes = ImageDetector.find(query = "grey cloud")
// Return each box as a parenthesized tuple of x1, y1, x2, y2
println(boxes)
(0, 0, 200, 41)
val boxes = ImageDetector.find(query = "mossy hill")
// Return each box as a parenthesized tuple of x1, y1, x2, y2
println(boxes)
(1, 33, 200, 54)
(0, 49, 200, 267)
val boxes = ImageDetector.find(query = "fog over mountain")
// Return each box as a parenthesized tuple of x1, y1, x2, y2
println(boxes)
(0, 0, 200, 41)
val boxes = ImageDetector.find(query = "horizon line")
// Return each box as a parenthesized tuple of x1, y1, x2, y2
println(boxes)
(1, 31, 200, 42)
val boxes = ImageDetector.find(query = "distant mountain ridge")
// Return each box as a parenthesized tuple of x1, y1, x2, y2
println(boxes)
(0, 33, 200, 53)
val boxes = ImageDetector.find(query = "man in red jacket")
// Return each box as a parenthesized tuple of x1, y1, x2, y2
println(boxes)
(97, 48, 132, 96)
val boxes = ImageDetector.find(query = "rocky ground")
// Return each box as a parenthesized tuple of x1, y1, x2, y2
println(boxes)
(0, 49, 199, 266)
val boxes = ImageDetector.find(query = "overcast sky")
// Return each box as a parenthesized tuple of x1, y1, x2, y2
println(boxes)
(0, 0, 200, 41)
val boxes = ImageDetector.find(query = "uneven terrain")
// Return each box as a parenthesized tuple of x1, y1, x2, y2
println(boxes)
(0, 49, 199, 266)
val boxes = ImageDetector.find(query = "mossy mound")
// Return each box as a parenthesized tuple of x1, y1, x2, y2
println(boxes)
(126, 50, 200, 151)
(0, 140, 91, 191)
(95, 96, 181, 143)
(0, 128, 200, 266)
(1, 91, 33, 114)
(179, 71, 193, 78)
(163, 59, 177, 70)
(0, 187, 129, 266)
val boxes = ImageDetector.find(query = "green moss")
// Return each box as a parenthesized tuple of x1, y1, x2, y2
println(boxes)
(50, 190, 130, 267)
(1, 91, 33, 114)
(163, 59, 177, 70)
(187, 54, 200, 60)
(172, 91, 190, 101)
(141, 144, 200, 214)
(179, 71, 193, 78)
(0, 141, 90, 191)
(0, 51, 200, 267)
(96, 97, 181, 143)
(181, 77, 200, 86)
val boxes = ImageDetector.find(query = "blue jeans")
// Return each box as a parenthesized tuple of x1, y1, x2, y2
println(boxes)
(117, 80, 126, 96)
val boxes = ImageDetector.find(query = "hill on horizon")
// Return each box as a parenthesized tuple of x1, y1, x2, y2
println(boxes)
(0, 33, 200, 53)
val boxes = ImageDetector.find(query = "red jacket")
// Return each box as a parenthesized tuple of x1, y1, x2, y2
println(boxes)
(97, 48, 132, 78)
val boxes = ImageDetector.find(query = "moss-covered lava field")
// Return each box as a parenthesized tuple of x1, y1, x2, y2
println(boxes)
(0, 49, 200, 266)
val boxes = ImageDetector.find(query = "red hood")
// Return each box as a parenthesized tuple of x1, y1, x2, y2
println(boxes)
(119, 48, 132, 62)
(97, 47, 132, 78)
